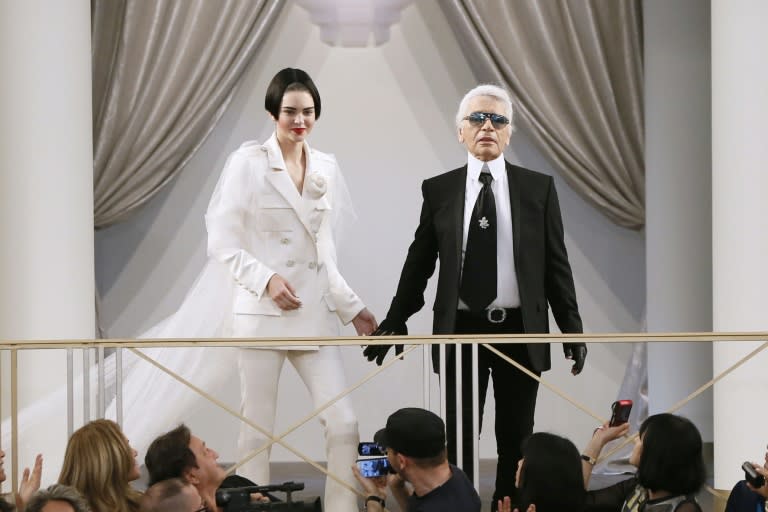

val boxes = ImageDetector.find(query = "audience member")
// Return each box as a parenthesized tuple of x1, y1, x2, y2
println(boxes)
(353, 407, 481, 512)
(58, 419, 142, 512)
(498, 432, 585, 512)
(141, 478, 205, 512)
(144, 425, 227, 512)
(1, 448, 43, 512)
(24, 484, 90, 512)
(725, 445, 768, 512)
(583, 413, 706, 512)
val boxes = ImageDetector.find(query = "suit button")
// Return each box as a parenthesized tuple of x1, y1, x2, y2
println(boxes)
(280, 237, 290, 245)
(308, 262, 316, 270)
(286, 260, 295, 267)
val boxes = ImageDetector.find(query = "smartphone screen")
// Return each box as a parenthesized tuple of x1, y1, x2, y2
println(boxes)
(609, 400, 633, 427)
(358, 442, 386, 456)
(357, 457, 390, 478)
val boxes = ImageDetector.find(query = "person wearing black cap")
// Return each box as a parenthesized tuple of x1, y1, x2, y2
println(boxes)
(352, 408, 481, 512)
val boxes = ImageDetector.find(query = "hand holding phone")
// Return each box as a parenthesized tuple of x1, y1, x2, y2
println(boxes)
(609, 400, 632, 427)
(743, 461, 766, 488)
(357, 457, 391, 478)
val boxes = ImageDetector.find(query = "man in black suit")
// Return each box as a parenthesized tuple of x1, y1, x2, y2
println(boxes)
(364, 84, 587, 508)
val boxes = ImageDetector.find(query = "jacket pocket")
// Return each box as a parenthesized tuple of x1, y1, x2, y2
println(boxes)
(258, 193, 294, 232)
(322, 293, 337, 312)
(233, 290, 282, 316)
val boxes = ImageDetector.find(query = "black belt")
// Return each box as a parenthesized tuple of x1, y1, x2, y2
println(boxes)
(457, 307, 521, 324)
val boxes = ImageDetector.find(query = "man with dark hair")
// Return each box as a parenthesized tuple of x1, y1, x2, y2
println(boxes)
(146, 424, 227, 512)
(142, 477, 206, 512)
(353, 408, 480, 512)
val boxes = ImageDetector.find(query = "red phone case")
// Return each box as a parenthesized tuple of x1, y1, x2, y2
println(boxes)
(609, 400, 633, 427)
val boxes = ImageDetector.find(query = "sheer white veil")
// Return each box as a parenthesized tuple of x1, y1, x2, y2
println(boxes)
(2, 137, 359, 468)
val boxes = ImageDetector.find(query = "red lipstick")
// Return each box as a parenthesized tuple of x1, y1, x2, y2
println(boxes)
(291, 128, 306, 134)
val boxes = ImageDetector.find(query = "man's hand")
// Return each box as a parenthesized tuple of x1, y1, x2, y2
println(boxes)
(351, 465, 387, 511)
(249, 493, 270, 503)
(747, 463, 768, 498)
(16, 453, 42, 510)
(352, 308, 378, 336)
(267, 274, 301, 310)
(363, 318, 407, 365)
(564, 344, 587, 375)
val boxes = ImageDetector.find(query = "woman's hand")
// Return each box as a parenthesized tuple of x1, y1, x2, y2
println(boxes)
(592, 422, 631, 447)
(16, 454, 42, 511)
(497, 497, 535, 512)
(267, 274, 302, 310)
(582, 422, 630, 487)
(352, 308, 378, 336)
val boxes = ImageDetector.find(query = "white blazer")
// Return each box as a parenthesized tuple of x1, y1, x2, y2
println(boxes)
(205, 134, 364, 340)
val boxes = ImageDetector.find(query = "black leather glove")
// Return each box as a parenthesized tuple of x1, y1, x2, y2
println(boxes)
(362, 318, 407, 365)
(564, 343, 587, 375)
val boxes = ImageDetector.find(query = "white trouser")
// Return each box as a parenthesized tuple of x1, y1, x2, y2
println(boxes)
(237, 347, 360, 512)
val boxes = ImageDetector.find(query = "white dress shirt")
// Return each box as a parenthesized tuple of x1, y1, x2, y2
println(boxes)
(458, 153, 520, 309)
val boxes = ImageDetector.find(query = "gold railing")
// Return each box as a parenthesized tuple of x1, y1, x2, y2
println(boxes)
(1, 332, 766, 510)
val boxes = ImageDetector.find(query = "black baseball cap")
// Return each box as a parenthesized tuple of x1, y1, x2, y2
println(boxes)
(374, 408, 446, 458)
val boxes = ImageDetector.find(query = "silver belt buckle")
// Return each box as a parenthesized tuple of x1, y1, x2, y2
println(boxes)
(486, 307, 507, 324)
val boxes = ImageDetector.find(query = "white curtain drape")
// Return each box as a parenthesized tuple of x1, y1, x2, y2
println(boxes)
(441, 0, 645, 229)
(92, 0, 285, 228)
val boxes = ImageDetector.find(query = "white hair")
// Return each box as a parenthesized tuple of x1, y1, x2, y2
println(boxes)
(455, 84, 515, 130)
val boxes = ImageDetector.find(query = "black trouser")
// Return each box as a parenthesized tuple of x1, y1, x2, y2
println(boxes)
(445, 309, 540, 508)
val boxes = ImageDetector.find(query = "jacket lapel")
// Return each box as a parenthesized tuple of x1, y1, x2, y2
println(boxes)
(506, 161, 521, 259)
(453, 166, 468, 273)
(263, 134, 316, 238)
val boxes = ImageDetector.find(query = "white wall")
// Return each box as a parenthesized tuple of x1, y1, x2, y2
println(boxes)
(95, 1, 643, 463)
(644, 0, 713, 440)
(0, 0, 94, 486)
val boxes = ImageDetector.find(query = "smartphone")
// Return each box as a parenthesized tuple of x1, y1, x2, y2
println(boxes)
(357, 457, 391, 478)
(609, 400, 633, 427)
(743, 461, 766, 488)
(358, 442, 386, 456)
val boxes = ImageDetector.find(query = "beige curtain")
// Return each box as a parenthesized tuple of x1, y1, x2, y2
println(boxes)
(442, 0, 645, 230)
(91, 0, 284, 228)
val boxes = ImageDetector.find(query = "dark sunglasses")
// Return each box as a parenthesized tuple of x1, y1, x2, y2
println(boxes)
(463, 111, 510, 129)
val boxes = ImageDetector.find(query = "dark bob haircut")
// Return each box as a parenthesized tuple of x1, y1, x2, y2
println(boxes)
(518, 432, 585, 512)
(145, 424, 198, 486)
(637, 413, 706, 495)
(264, 68, 321, 120)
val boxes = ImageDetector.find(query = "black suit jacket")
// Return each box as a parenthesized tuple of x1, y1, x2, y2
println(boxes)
(385, 161, 583, 373)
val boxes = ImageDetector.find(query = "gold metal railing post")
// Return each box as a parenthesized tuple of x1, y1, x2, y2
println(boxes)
(10, 349, 18, 499)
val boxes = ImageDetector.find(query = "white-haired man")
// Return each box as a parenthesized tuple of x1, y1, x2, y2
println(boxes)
(365, 84, 586, 509)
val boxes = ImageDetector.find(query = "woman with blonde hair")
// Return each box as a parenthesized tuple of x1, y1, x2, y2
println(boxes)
(58, 419, 142, 512)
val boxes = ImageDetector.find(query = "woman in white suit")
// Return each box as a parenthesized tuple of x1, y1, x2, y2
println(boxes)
(205, 68, 376, 512)
(1, 69, 374, 510)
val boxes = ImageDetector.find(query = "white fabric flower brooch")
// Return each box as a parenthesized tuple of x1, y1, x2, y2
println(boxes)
(305, 173, 328, 199)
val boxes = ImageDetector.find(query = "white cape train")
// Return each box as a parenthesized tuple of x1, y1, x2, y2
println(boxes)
(2, 142, 359, 483)
(2, 260, 240, 484)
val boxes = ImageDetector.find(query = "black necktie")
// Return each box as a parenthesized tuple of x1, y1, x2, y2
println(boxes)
(460, 166, 497, 311)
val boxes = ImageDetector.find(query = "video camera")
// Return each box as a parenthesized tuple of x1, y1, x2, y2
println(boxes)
(216, 481, 321, 512)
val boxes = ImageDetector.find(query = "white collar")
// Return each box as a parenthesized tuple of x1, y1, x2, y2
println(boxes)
(467, 153, 505, 182)
(263, 132, 313, 172)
